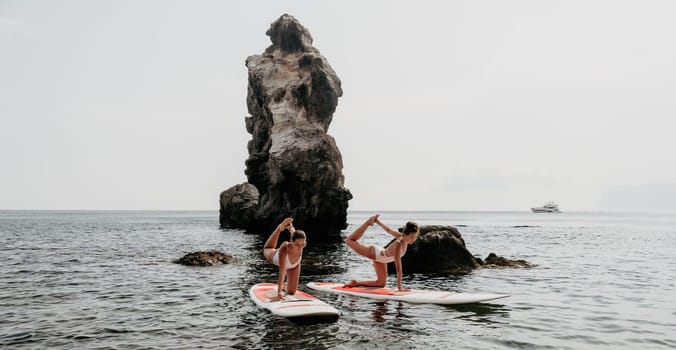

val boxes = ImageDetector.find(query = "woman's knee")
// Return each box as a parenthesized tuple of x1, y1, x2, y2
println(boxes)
(346, 238, 364, 253)
(376, 281, 386, 287)
(374, 276, 387, 287)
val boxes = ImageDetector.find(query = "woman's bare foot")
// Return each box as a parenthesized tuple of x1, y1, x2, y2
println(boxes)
(344, 280, 358, 288)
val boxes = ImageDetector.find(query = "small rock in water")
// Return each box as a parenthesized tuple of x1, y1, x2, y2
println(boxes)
(174, 251, 235, 266)
(483, 252, 534, 268)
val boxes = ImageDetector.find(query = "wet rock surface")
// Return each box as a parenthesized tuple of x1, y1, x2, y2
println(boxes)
(174, 251, 235, 266)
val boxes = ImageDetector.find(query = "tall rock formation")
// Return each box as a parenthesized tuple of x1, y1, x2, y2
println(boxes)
(220, 14, 352, 236)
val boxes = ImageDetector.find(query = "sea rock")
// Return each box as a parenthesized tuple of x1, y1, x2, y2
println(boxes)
(219, 183, 259, 229)
(388, 225, 531, 273)
(388, 225, 481, 273)
(174, 251, 235, 266)
(481, 252, 534, 268)
(220, 14, 352, 236)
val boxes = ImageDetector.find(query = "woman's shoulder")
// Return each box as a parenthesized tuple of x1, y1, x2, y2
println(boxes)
(386, 239, 403, 251)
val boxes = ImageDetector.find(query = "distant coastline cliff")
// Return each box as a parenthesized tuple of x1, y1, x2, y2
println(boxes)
(219, 14, 352, 236)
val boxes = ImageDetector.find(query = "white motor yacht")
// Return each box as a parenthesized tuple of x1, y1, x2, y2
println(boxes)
(531, 201, 561, 213)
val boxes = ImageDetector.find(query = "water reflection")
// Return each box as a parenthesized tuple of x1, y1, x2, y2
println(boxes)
(370, 301, 408, 323)
(443, 302, 512, 325)
(371, 302, 388, 322)
(259, 319, 340, 350)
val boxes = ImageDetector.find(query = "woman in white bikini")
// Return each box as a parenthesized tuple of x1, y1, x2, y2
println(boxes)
(344, 214, 419, 291)
(263, 217, 307, 299)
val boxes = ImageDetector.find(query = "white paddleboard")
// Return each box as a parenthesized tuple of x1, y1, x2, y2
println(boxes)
(307, 282, 509, 305)
(249, 283, 340, 320)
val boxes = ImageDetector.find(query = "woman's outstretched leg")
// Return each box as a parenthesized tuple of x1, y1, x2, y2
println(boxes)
(346, 215, 375, 241)
(264, 227, 282, 250)
(345, 215, 379, 259)
(344, 215, 380, 287)
(264, 218, 292, 262)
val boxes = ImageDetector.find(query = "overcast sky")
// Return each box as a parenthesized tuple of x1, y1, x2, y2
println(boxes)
(2, 1, 675, 212)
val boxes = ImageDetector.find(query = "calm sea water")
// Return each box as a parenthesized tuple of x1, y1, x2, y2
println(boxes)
(1, 210, 675, 349)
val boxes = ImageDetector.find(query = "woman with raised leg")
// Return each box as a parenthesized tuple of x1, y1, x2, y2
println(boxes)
(344, 214, 419, 291)
(263, 217, 307, 299)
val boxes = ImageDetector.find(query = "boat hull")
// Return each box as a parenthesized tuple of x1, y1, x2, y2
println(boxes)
(531, 208, 561, 213)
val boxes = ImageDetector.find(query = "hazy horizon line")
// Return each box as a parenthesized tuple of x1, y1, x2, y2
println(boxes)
(1, 209, 675, 215)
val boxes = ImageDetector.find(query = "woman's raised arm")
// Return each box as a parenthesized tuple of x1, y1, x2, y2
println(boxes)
(375, 218, 403, 239)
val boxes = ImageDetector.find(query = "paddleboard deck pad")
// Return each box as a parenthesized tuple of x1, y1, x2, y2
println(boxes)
(249, 283, 340, 322)
(307, 282, 509, 305)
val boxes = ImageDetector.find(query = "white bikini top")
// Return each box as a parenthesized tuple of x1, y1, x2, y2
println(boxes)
(272, 250, 302, 269)
(381, 239, 408, 259)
